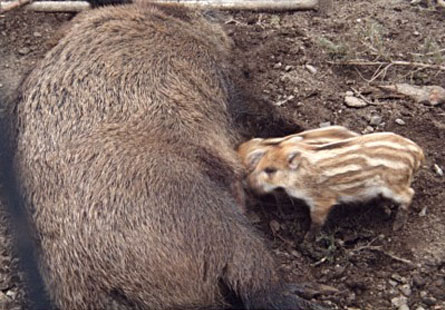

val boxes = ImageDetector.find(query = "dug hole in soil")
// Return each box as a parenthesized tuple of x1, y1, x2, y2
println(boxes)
(0, 0, 444, 309)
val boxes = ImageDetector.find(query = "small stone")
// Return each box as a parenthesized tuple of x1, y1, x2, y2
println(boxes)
(33, 31, 42, 38)
(413, 275, 426, 287)
(0, 83, 3, 88)
(418, 206, 427, 217)
(319, 122, 331, 128)
(395, 118, 406, 125)
(422, 296, 437, 306)
(399, 305, 410, 310)
(399, 284, 412, 297)
(284, 65, 293, 72)
(369, 115, 383, 126)
(389, 279, 398, 287)
(17, 47, 30, 55)
(345, 91, 354, 96)
(391, 274, 408, 284)
(345, 96, 368, 108)
(413, 31, 420, 36)
(5, 289, 17, 299)
(420, 291, 428, 298)
(305, 64, 317, 74)
(273, 62, 282, 69)
(415, 307, 426, 310)
(433, 164, 443, 176)
(391, 296, 408, 308)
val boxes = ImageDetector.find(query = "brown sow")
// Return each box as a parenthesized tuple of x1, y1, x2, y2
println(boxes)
(239, 131, 424, 239)
(11, 3, 326, 310)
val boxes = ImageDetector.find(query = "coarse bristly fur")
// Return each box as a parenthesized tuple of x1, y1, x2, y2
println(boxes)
(241, 131, 425, 239)
(10, 3, 326, 310)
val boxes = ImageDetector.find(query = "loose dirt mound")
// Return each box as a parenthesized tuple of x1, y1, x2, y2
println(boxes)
(1, 1, 444, 309)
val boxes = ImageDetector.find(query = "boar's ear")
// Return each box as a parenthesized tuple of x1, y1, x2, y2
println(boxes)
(287, 150, 302, 170)
(245, 149, 267, 171)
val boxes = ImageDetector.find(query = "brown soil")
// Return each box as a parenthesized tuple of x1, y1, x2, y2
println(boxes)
(0, 1, 444, 309)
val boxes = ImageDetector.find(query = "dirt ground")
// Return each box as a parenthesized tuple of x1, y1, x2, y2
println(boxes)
(0, 0, 444, 309)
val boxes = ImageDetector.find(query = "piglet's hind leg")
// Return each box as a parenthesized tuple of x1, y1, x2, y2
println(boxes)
(392, 187, 415, 231)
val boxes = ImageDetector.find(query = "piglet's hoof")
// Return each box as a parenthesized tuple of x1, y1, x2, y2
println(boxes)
(393, 209, 408, 231)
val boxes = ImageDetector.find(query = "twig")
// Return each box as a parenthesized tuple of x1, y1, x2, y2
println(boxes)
(409, 48, 445, 57)
(350, 240, 416, 267)
(1, 0, 320, 13)
(350, 87, 381, 106)
(369, 63, 392, 84)
(329, 59, 445, 71)
(0, 0, 30, 13)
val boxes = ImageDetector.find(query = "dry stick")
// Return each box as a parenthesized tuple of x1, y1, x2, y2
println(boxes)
(1, 0, 320, 12)
(351, 245, 416, 267)
(152, 0, 319, 11)
(350, 87, 380, 106)
(0, 0, 30, 12)
(329, 59, 445, 71)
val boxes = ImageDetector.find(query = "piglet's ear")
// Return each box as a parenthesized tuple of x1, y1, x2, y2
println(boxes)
(287, 150, 301, 170)
(245, 149, 266, 171)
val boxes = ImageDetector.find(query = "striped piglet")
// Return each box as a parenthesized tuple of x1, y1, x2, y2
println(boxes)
(238, 131, 424, 239)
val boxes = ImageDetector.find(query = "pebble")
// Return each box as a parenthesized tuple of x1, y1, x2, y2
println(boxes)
(399, 284, 412, 297)
(319, 121, 331, 128)
(284, 65, 293, 72)
(433, 164, 443, 176)
(369, 115, 383, 126)
(391, 274, 408, 284)
(6, 289, 17, 299)
(422, 296, 437, 306)
(415, 307, 426, 310)
(274, 95, 294, 107)
(273, 62, 282, 69)
(0, 83, 3, 88)
(391, 296, 408, 308)
(389, 279, 398, 287)
(399, 305, 410, 310)
(305, 64, 317, 74)
(419, 206, 427, 217)
(345, 95, 368, 108)
(33, 31, 42, 38)
(395, 118, 406, 125)
(17, 47, 30, 55)
(413, 275, 426, 287)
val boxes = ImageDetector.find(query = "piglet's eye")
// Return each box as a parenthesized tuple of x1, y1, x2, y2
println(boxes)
(264, 167, 277, 175)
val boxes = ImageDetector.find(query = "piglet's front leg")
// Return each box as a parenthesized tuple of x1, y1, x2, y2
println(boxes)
(392, 187, 415, 231)
(305, 197, 337, 242)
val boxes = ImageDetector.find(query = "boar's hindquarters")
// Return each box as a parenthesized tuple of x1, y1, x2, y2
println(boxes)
(23, 128, 310, 309)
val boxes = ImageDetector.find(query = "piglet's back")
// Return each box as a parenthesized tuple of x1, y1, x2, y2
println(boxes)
(300, 132, 425, 173)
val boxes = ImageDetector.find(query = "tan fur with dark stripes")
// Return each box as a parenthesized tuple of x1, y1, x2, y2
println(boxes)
(240, 132, 424, 238)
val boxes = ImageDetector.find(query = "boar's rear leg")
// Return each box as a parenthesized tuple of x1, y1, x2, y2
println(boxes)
(223, 225, 328, 310)
(392, 187, 415, 231)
